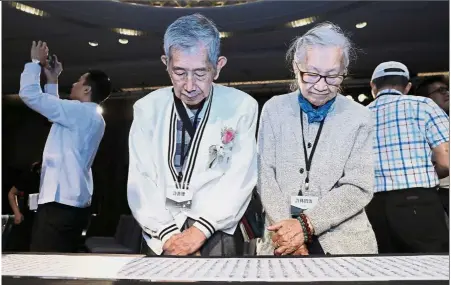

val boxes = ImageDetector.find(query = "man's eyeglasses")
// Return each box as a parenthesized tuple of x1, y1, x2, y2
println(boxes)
(295, 62, 346, 86)
(428, 86, 449, 96)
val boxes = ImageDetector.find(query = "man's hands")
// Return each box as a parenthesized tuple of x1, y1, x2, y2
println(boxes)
(162, 226, 207, 256)
(43, 55, 63, 84)
(268, 218, 305, 256)
(31, 40, 48, 65)
(31, 41, 63, 84)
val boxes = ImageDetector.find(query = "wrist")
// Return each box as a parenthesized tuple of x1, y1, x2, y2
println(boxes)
(47, 79, 58, 84)
(297, 214, 314, 243)
(190, 225, 207, 242)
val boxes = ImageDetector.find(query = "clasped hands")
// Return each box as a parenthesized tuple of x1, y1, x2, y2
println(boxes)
(162, 226, 206, 256)
(268, 218, 309, 256)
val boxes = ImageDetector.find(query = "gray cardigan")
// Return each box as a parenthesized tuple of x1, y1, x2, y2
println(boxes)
(256, 91, 378, 255)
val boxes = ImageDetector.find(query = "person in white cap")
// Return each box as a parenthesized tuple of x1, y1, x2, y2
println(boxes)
(366, 61, 449, 254)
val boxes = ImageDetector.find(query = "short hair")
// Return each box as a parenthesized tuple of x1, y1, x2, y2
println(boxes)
(84, 70, 112, 104)
(372, 75, 409, 91)
(287, 22, 355, 73)
(415, 75, 448, 97)
(163, 13, 220, 68)
(286, 22, 355, 90)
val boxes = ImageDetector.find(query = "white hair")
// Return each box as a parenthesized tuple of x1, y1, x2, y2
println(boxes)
(164, 13, 220, 68)
(286, 22, 356, 90)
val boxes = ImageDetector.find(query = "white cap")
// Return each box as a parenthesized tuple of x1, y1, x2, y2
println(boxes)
(371, 61, 410, 81)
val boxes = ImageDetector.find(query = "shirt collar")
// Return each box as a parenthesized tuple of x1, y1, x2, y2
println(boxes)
(376, 88, 403, 97)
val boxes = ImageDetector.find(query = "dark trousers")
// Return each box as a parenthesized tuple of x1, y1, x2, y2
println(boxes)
(141, 218, 244, 256)
(366, 187, 449, 254)
(30, 202, 90, 253)
(438, 188, 449, 215)
(6, 212, 35, 252)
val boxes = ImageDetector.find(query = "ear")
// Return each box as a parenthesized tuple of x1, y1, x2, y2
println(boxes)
(213, 56, 227, 80)
(161, 55, 168, 68)
(370, 81, 377, 98)
(404, 82, 412, 95)
(84, 85, 92, 95)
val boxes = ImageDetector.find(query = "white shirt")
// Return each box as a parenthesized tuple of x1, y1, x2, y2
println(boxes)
(19, 62, 105, 208)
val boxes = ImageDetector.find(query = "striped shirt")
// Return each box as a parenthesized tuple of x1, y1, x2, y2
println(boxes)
(368, 89, 449, 192)
(174, 108, 202, 173)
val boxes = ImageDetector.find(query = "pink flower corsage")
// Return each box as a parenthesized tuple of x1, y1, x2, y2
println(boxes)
(221, 127, 236, 145)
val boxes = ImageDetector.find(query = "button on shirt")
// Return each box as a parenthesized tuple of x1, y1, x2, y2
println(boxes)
(368, 89, 449, 192)
(19, 63, 105, 208)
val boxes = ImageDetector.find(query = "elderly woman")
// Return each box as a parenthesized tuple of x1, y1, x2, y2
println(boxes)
(257, 22, 377, 255)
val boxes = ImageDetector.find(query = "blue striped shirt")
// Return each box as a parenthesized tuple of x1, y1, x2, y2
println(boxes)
(368, 89, 449, 192)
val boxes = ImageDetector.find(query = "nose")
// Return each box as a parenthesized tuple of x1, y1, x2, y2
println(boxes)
(314, 77, 329, 92)
(184, 75, 196, 94)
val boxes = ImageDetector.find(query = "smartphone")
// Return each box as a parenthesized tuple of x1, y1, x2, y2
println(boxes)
(47, 55, 56, 69)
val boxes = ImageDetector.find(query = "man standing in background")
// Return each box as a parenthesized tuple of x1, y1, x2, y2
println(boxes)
(366, 61, 449, 254)
(19, 41, 112, 252)
(416, 75, 450, 214)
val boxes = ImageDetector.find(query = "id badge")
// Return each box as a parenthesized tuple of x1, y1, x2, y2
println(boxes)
(166, 185, 193, 209)
(290, 196, 318, 217)
(28, 193, 39, 211)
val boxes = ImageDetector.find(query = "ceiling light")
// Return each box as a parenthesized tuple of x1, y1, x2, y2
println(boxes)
(358, 94, 368, 102)
(356, 22, 367, 29)
(346, 95, 354, 101)
(286, 16, 317, 28)
(96, 106, 104, 115)
(417, 71, 449, 77)
(113, 28, 143, 36)
(219, 32, 232, 39)
(118, 38, 129, 44)
(10, 2, 48, 17)
(89, 41, 99, 47)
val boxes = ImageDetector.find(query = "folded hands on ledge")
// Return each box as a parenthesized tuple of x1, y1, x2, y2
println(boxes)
(268, 216, 314, 256)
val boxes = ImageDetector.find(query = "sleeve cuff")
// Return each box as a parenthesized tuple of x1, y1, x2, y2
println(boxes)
(25, 62, 41, 73)
(158, 224, 181, 245)
(303, 210, 325, 236)
(44, 84, 58, 95)
(193, 217, 217, 239)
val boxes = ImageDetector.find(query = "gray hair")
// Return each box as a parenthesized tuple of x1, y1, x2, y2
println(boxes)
(164, 13, 221, 68)
(286, 22, 356, 90)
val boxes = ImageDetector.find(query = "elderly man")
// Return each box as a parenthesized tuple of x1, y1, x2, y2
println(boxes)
(127, 13, 258, 256)
(366, 61, 449, 253)
(257, 23, 377, 256)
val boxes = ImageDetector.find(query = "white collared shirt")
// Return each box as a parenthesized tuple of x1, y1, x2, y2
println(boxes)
(19, 63, 105, 208)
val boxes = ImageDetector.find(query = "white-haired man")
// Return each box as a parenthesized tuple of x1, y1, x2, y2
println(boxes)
(127, 13, 258, 256)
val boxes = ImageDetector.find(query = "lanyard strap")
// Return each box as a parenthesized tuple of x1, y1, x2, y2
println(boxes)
(180, 106, 204, 173)
(173, 93, 205, 181)
(299, 109, 325, 195)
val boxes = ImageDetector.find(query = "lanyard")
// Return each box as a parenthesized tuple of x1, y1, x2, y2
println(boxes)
(180, 106, 204, 175)
(299, 109, 325, 195)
